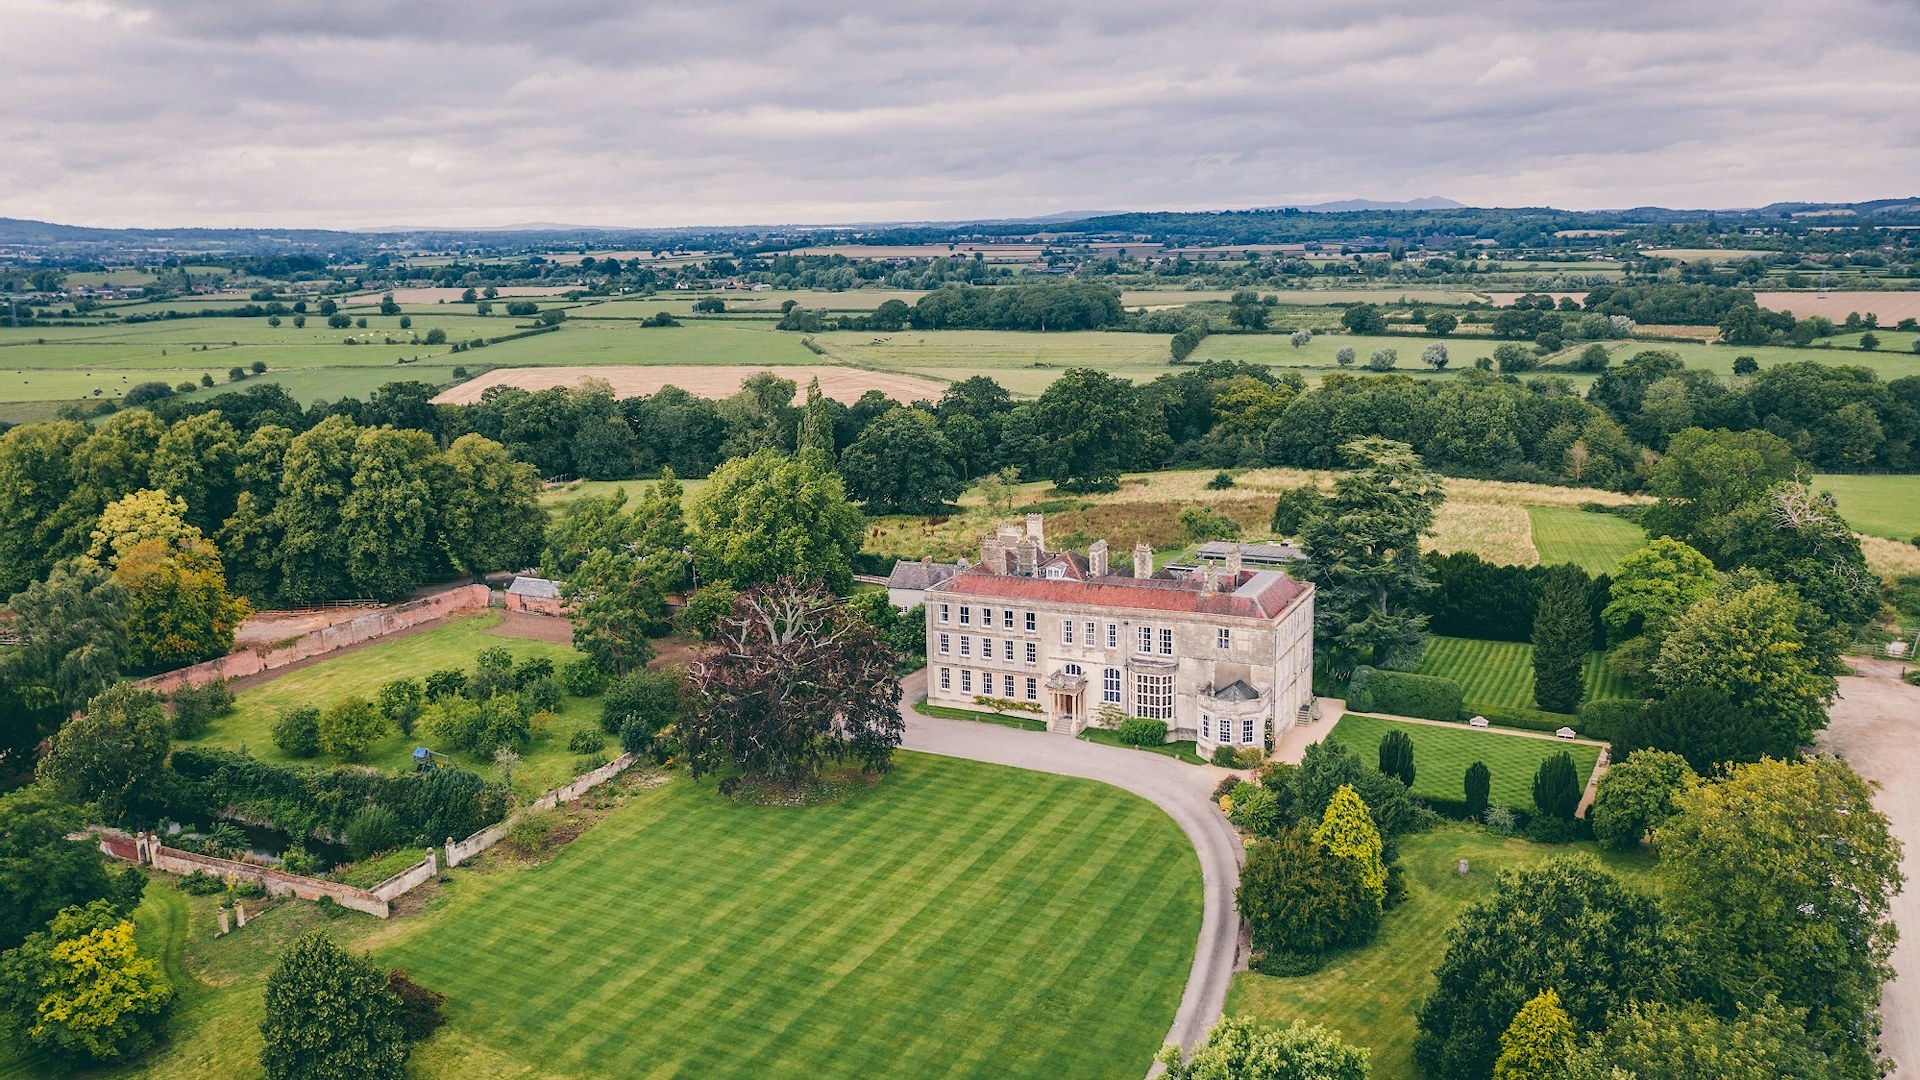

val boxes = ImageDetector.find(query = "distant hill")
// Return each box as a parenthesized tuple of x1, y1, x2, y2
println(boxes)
(1253, 197, 1466, 212)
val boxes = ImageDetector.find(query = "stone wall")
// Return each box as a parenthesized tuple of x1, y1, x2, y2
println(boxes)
(137, 583, 492, 695)
(104, 832, 437, 919)
(445, 752, 636, 867)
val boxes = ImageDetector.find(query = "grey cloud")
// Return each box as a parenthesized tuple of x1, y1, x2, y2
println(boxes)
(1, 0, 1917, 227)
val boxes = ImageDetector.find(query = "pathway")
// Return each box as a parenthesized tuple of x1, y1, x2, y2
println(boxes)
(897, 670, 1244, 1066)
(1818, 659, 1920, 1078)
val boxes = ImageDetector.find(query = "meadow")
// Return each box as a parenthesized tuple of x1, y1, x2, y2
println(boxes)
(1415, 636, 1635, 714)
(1815, 473, 1920, 540)
(1226, 826, 1654, 1080)
(180, 612, 613, 801)
(1324, 713, 1602, 810)
(5, 753, 1201, 1080)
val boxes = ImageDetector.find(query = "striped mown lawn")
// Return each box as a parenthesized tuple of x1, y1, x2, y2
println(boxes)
(1416, 635, 1633, 713)
(1325, 713, 1600, 810)
(380, 752, 1200, 1079)
(1526, 506, 1645, 575)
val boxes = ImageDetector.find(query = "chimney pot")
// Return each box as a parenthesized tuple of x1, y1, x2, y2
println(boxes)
(1133, 542, 1153, 579)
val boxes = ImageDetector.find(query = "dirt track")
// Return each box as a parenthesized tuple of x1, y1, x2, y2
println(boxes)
(1819, 660, 1920, 1077)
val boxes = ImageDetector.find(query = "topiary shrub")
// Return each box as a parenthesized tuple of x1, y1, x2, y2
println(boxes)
(1464, 761, 1491, 820)
(1378, 730, 1415, 788)
(1531, 752, 1581, 823)
(1117, 717, 1169, 746)
(1347, 667, 1462, 722)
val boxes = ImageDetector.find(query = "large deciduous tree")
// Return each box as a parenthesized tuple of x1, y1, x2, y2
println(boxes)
(437, 433, 545, 579)
(1653, 757, 1903, 1078)
(0, 790, 144, 952)
(0, 900, 173, 1065)
(0, 420, 90, 593)
(682, 580, 903, 784)
(1640, 427, 1800, 545)
(1649, 578, 1836, 755)
(1567, 999, 1831, 1080)
(1414, 857, 1684, 1080)
(342, 426, 441, 601)
(1299, 437, 1444, 670)
(113, 536, 249, 670)
(260, 931, 408, 1080)
(555, 474, 689, 674)
(36, 683, 170, 823)
(1588, 750, 1696, 850)
(690, 451, 863, 593)
(276, 415, 362, 603)
(0, 561, 129, 773)
(1027, 367, 1164, 492)
(838, 407, 965, 514)
(1600, 538, 1717, 681)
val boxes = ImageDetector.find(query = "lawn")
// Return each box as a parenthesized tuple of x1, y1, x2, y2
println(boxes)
(1416, 635, 1634, 714)
(22, 754, 1201, 1079)
(1814, 473, 1920, 540)
(1226, 826, 1655, 1080)
(180, 612, 613, 801)
(1525, 506, 1644, 574)
(1324, 714, 1601, 810)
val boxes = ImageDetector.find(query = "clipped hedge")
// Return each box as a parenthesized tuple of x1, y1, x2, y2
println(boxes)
(1462, 702, 1580, 735)
(1348, 667, 1463, 723)
(1117, 717, 1170, 746)
(1575, 698, 1650, 743)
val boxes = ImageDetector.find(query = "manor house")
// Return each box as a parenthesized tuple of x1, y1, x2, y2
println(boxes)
(922, 515, 1316, 758)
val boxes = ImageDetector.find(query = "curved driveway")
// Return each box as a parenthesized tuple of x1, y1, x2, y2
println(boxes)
(897, 671, 1245, 1062)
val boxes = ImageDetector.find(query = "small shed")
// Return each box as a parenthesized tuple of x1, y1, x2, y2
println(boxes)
(504, 575, 564, 617)
(885, 558, 959, 611)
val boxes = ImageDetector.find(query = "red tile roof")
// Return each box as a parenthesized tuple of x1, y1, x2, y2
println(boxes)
(932, 567, 1308, 620)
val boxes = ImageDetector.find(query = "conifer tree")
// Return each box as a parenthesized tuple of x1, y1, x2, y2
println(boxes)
(1531, 566, 1589, 713)
(1312, 785, 1386, 905)
(1492, 989, 1575, 1080)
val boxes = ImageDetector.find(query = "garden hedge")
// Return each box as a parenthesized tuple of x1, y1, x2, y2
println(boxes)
(1575, 698, 1651, 743)
(1347, 667, 1463, 723)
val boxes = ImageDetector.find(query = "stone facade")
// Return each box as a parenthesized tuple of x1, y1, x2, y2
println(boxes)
(924, 516, 1315, 758)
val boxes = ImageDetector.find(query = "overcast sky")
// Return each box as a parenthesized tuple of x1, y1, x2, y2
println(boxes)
(6, 0, 1919, 229)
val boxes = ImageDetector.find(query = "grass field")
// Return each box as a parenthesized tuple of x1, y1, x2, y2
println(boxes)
(1525, 506, 1645, 574)
(1324, 714, 1601, 810)
(1415, 636, 1634, 714)
(1814, 473, 1920, 540)
(14, 754, 1201, 1079)
(181, 612, 612, 801)
(1226, 826, 1655, 1080)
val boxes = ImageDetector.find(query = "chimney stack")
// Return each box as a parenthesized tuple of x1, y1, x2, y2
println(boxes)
(1225, 542, 1243, 578)
(1088, 539, 1109, 577)
(1133, 542, 1153, 579)
(1025, 513, 1046, 551)
(1016, 538, 1039, 577)
(1200, 569, 1218, 595)
(980, 537, 1005, 575)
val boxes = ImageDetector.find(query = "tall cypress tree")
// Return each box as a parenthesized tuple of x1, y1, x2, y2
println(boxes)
(1531, 566, 1589, 713)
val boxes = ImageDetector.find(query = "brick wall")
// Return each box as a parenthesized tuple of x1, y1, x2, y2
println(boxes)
(445, 752, 636, 867)
(137, 584, 491, 695)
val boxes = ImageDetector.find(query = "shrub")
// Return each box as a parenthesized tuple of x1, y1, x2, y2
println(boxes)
(1531, 751, 1581, 822)
(1205, 471, 1235, 490)
(1227, 785, 1281, 835)
(260, 931, 407, 1078)
(386, 971, 446, 1041)
(1346, 667, 1462, 722)
(342, 805, 401, 861)
(1469, 703, 1579, 734)
(317, 696, 385, 761)
(1238, 826, 1381, 963)
(1377, 730, 1415, 788)
(567, 728, 606, 755)
(1210, 746, 1239, 767)
(1117, 717, 1168, 746)
(169, 679, 236, 739)
(271, 706, 322, 758)
(375, 679, 424, 736)
(1483, 805, 1517, 836)
(1575, 698, 1647, 743)
(505, 808, 557, 857)
(1589, 749, 1696, 849)
(601, 670, 684, 737)
(523, 676, 562, 714)
(559, 658, 605, 696)
(424, 669, 466, 701)
(511, 657, 554, 688)
(1464, 761, 1491, 820)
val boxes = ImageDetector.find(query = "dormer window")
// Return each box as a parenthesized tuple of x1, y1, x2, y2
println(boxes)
(1045, 565, 1065, 580)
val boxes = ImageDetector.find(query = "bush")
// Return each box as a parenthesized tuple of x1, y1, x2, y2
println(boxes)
(271, 706, 322, 758)
(512, 657, 554, 688)
(600, 670, 683, 737)
(169, 679, 235, 739)
(1211, 746, 1239, 767)
(1117, 717, 1169, 746)
(1531, 752, 1581, 822)
(424, 668, 466, 701)
(1483, 805, 1517, 836)
(1205, 471, 1235, 490)
(375, 679, 424, 736)
(317, 696, 386, 761)
(505, 808, 557, 857)
(567, 728, 606, 755)
(559, 658, 605, 696)
(342, 805, 402, 861)
(1347, 667, 1462, 722)
(1575, 698, 1648, 743)
(1468, 702, 1581, 734)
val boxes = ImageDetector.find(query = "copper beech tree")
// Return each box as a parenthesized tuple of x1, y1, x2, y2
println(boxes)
(683, 579, 904, 784)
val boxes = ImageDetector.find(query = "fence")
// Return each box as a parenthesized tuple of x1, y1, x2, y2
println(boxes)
(446, 752, 637, 867)
(97, 830, 437, 919)
(136, 583, 491, 695)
